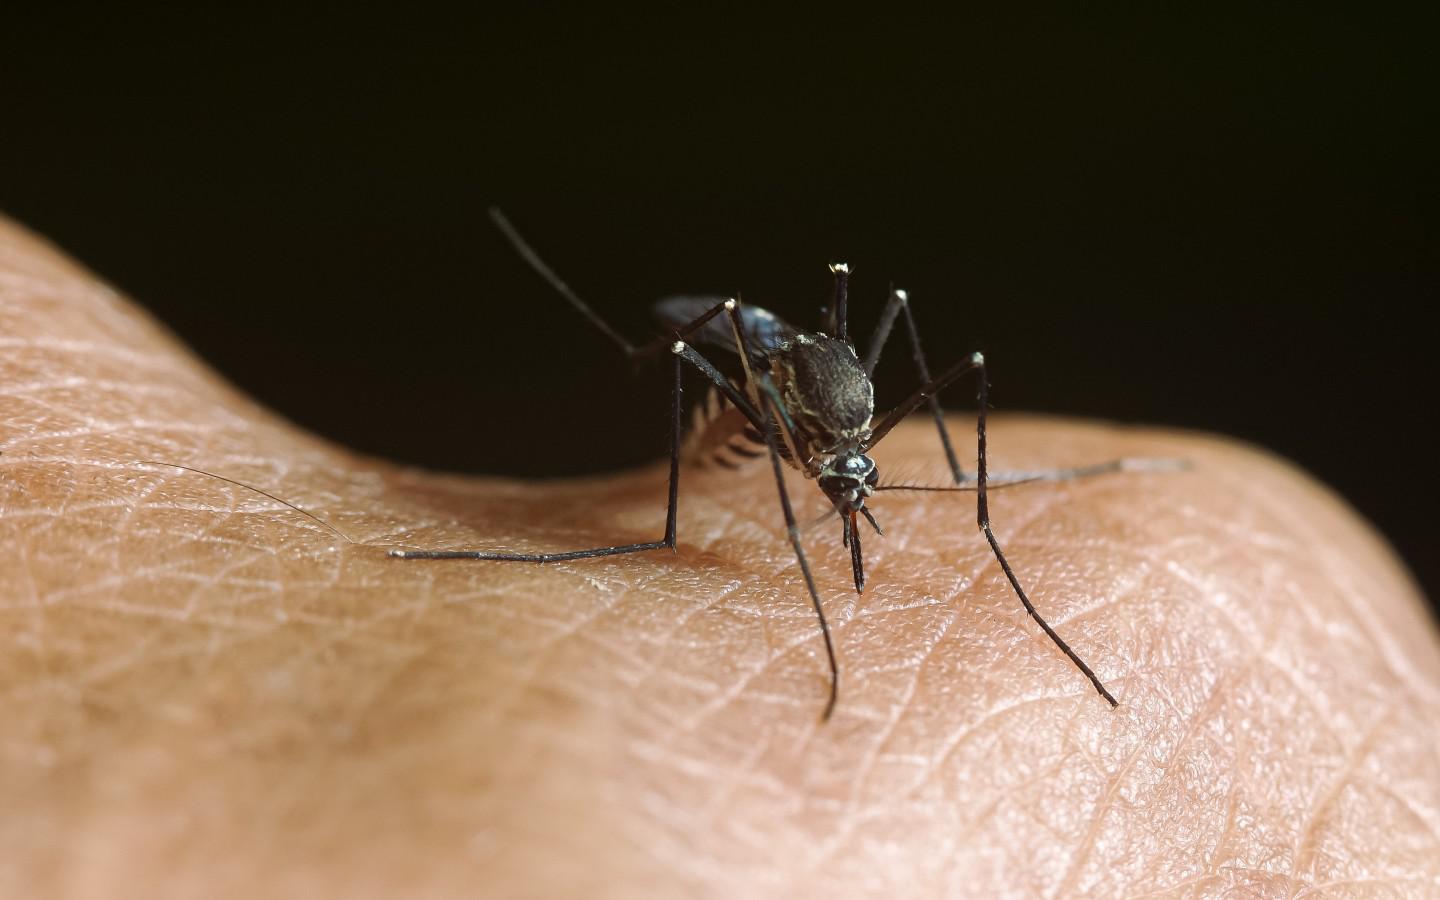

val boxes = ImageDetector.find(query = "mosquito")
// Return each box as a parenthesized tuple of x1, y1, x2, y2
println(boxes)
(384, 209, 1163, 721)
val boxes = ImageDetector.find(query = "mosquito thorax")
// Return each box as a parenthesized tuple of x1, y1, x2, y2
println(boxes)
(770, 332, 875, 463)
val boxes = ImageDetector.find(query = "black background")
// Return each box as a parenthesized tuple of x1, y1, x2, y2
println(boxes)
(3, 9, 1435, 600)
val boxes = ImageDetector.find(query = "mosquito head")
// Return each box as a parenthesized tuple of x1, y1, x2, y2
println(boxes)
(817, 450, 880, 514)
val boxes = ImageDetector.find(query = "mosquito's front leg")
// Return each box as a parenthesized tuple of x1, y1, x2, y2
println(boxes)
(751, 386, 842, 722)
(865, 352, 1121, 707)
(972, 355, 1120, 706)
(861, 287, 965, 483)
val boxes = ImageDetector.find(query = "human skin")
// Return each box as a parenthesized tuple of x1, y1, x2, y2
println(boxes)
(2, 216, 1438, 900)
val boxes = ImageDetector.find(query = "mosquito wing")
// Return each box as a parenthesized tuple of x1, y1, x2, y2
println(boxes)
(654, 296, 799, 364)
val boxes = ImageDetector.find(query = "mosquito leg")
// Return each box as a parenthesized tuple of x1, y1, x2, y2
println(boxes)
(720, 288, 840, 717)
(860, 284, 901, 376)
(861, 287, 965, 483)
(982, 457, 1190, 486)
(971, 354, 1120, 707)
(521, 338, 841, 719)
(826, 262, 851, 343)
(864, 351, 985, 452)
(672, 342, 765, 426)
(628, 303, 737, 360)
(392, 335, 770, 562)
(756, 392, 842, 722)
(489, 207, 637, 356)
(389, 351, 685, 561)
(401, 221, 759, 560)
(878, 458, 1191, 494)
(863, 351, 1119, 705)
(489, 207, 735, 362)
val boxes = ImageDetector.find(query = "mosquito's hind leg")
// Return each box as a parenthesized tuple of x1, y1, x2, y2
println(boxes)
(488, 207, 734, 362)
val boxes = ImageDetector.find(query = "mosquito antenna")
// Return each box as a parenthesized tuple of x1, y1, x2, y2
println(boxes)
(135, 460, 357, 544)
(488, 207, 637, 356)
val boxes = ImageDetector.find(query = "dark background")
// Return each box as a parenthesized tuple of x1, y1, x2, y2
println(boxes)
(3, 9, 1435, 599)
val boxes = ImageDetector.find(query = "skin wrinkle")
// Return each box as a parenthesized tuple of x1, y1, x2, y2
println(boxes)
(3, 218, 1440, 898)
(1290, 704, 1395, 887)
(1136, 660, 1246, 881)
(624, 587, 750, 713)
(1237, 456, 1440, 708)
(1366, 778, 1440, 854)
(837, 599, 963, 817)
(1321, 540, 1440, 709)
(671, 633, 815, 732)
(1053, 712, 1168, 897)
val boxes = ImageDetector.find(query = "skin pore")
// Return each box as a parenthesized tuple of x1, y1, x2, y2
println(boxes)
(2, 216, 1439, 899)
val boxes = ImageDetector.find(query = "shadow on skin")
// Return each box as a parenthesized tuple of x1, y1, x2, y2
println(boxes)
(2, 215, 1438, 898)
